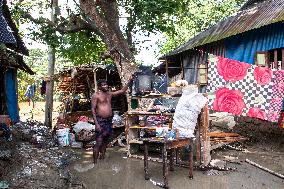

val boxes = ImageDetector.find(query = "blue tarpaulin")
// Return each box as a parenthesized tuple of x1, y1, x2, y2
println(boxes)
(225, 22, 284, 64)
(5, 68, 19, 122)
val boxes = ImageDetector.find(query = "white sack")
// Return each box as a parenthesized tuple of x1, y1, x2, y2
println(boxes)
(173, 87, 208, 138)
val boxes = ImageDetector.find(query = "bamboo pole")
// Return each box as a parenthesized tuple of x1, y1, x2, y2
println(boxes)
(245, 159, 284, 179)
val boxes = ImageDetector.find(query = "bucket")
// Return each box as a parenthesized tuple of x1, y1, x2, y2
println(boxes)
(56, 128, 70, 146)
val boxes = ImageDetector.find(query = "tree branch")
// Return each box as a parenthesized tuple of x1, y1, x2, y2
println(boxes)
(22, 12, 104, 39)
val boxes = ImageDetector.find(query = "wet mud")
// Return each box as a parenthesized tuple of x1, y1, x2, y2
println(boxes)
(71, 147, 284, 189)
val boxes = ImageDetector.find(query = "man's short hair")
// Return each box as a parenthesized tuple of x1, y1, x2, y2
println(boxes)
(97, 79, 107, 87)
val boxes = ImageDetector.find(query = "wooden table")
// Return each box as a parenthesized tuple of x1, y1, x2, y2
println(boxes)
(143, 138, 193, 189)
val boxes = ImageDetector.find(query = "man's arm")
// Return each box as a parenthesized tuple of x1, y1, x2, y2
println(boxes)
(91, 93, 101, 131)
(111, 77, 133, 96)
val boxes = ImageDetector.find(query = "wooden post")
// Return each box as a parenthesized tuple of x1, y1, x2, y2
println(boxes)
(162, 144, 169, 189)
(274, 50, 278, 69)
(144, 142, 149, 180)
(200, 101, 210, 165)
(166, 59, 169, 84)
(93, 68, 97, 92)
(180, 54, 185, 80)
(188, 139, 193, 179)
(44, 0, 58, 128)
(195, 114, 201, 165)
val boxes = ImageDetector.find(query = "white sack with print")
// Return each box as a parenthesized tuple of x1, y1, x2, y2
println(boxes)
(173, 86, 207, 138)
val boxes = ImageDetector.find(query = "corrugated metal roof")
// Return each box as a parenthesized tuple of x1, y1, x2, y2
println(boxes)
(166, 0, 284, 57)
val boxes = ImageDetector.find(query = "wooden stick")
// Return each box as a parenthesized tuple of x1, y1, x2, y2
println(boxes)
(245, 159, 284, 179)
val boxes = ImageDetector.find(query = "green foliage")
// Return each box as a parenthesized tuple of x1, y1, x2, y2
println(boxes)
(11, 0, 193, 66)
(11, 0, 246, 67)
(121, 0, 188, 35)
(57, 31, 107, 65)
(159, 0, 246, 54)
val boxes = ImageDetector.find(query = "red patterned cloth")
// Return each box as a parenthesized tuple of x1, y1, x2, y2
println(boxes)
(207, 56, 283, 122)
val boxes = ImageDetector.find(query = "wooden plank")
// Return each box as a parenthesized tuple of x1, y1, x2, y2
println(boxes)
(195, 114, 201, 165)
(274, 50, 278, 69)
(208, 132, 240, 137)
(199, 97, 210, 166)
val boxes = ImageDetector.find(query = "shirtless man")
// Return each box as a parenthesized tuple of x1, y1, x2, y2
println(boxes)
(91, 78, 132, 164)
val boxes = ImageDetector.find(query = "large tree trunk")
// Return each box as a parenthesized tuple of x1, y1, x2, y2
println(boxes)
(79, 0, 139, 85)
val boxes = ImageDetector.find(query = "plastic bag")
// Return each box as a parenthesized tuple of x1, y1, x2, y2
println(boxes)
(73, 121, 96, 133)
(173, 87, 207, 138)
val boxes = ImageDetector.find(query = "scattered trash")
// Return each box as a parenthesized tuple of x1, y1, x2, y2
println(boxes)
(0, 150, 11, 160)
(108, 132, 126, 147)
(149, 179, 164, 187)
(200, 160, 236, 172)
(56, 128, 70, 147)
(210, 159, 227, 169)
(204, 169, 222, 176)
(74, 163, 94, 173)
(0, 120, 80, 188)
(111, 164, 121, 175)
(0, 181, 9, 189)
(71, 141, 83, 148)
(223, 156, 241, 164)
(224, 144, 246, 151)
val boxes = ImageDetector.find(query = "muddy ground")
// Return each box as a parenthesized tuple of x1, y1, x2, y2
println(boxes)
(1, 130, 283, 189)
(69, 120, 284, 189)
(70, 144, 284, 189)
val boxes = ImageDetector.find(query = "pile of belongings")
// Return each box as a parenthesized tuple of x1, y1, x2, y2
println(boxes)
(73, 116, 96, 142)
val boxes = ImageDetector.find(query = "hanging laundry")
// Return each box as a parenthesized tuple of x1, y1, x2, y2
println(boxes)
(25, 84, 36, 98)
(40, 80, 46, 95)
(25, 84, 36, 107)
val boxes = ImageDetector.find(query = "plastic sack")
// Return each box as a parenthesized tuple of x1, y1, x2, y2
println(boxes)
(173, 86, 207, 138)
(73, 121, 96, 133)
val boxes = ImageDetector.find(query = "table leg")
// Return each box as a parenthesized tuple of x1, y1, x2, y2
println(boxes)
(188, 143, 193, 179)
(163, 144, 169, 188)
(169, 149, 174, 171)
(175, 148, 179, 165)
(144, 143, 149, 180)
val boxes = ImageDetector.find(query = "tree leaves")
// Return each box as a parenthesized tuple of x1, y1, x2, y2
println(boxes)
(159, 0, 246, 55)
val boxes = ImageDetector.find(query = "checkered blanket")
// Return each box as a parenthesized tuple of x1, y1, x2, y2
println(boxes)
(206, 55, 284, 122)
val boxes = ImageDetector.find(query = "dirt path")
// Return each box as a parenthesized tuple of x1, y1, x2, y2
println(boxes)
(70, 146, 284, 189)
(19, 101, 61, 124)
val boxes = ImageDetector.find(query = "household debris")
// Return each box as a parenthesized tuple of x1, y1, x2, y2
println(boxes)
(209, 132, 248, 150)
(0, 120, 86, 189)
(210, 112, 236, 130)
(0, 150, 11, 160)
(0, 180, 9, 189)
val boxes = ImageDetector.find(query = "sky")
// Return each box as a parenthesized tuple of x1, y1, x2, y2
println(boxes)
(18, 0, 164, 66)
